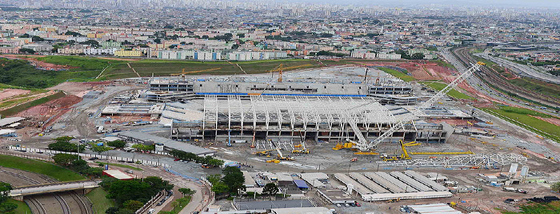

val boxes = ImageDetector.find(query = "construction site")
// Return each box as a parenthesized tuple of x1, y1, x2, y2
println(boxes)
(1, 59, 560, 214)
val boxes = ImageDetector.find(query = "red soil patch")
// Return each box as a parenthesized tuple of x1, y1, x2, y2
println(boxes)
(15, 95, 83, 128)
(0, 89, 29, 100)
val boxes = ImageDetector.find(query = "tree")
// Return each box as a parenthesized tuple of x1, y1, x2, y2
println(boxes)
(0, 202, 17, 212)
(48, 141, 85, 152)
(19, 48, 35, 54)
(211, 182, 229, 194)
(108, 140, 127, 148)
(132, 144, 154, 152)
(154, 38, 161, 44)
(53, 153, 80, 166)
(0, 182, 12, 204)
(262, 183, 279, 195)
(410, 53, 425, 60)
(178, 188, 196, 196)
(221, 167, 245, 194)
(206, 174, 221, 185)
(207, 158, 224, 167)
(31, 35, 45, 42)
(123, 200, 144, 211)
(552, 182, 560, 193)
(91, 143, 111, 154)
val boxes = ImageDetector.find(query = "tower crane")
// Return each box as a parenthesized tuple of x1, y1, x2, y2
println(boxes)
(354, 62, 484, 151)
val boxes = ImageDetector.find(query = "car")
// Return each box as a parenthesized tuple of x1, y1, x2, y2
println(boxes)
(336, 204, 341, 207)
(356, 202, 361, 207)
(344, 203, 350, 207)
(350, 203, 356, 207)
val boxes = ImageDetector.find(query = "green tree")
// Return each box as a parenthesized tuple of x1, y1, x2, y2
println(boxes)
(178, 188, 196, 196)
(211, 182, 228, 194)
(411, 53, 425, 60)
(108, 140, 127, 148)
(207, 158, 224, 167)
(262, 183, 279, 195)
(123, 200, 144, 211)
(221, 167, 245, 194)
(552, 182, 560, 193)
(132, 144, 154, 152)
(0, 202, 18, 212)
(55, 136, 74, 143)
(91, 143, 111, 154)
(19, 48, 35, 54)
(0, 182, 12, 203)
(53, 153, 79, 166)
(206, 174, 221, 185)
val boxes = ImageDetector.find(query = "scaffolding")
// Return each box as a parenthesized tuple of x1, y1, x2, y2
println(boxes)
(376, 154, 527, 168)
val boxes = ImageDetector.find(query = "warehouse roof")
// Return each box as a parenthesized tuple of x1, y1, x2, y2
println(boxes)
(117, 131, 215, 155)
(406, 203, 462, 214)
(0, 117, 25, 127)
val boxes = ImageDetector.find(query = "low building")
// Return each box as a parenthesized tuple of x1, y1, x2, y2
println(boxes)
(117, 131, 216, 156)
(102, 170, 134, 180)
(402, 203, 462, 214)
(115, 50, 143, 57)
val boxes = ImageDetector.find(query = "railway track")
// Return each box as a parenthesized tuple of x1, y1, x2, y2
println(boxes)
(25, 197, 47, 214)
(453, 47, 560, 107)
(0, 168, 42, 185)
(69, 192, 92, 214)
(53, 193, 71, 214)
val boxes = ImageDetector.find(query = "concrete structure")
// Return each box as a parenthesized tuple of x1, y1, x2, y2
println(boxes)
(101, 103, 164, 118)
(9, 181, 99, 200)
(170, 96, 449, 143)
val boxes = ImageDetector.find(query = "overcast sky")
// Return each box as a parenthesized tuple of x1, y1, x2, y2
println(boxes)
(276, 0, 560, 8)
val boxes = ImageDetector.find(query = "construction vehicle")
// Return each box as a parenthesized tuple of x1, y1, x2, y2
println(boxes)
(351, 157, 358, 162)
(380, 140, 420, 161)
(332, 140, 356, 150)
(354, 151, 379, 155)
(266, 159, 281, 164)
(253, 149, 274, 156)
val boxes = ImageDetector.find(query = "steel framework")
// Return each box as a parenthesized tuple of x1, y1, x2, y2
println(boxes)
(376, 153, 527, 168)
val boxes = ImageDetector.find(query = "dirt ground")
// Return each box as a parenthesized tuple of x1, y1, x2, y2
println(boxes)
(48, 81, 111, 96)
(0, 89, 30, 100)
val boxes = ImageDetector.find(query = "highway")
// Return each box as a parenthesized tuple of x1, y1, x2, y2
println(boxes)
(475, 53, 560, 85)
(440, 47, 559, 116)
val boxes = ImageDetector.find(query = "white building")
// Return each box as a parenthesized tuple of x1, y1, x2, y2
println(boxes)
(228, 51, 288, 61)
(83, 48, 118, 55)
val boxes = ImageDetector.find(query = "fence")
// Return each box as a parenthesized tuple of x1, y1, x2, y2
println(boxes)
(7, 146, 169, 168)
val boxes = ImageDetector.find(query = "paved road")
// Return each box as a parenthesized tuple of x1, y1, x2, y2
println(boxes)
(475, 53, 560, 85)
(440, 47, 559, 116)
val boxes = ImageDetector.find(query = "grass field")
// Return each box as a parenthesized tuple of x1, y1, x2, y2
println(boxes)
(0, 154, 85, 181)
(431, 59, 456, 70)
(86, 188, 115, 214)
(159, 196, 191, 214)
(482, 106, 560, 143)
(0, 91, 66, 117)
(422, 81, 475, 100)
(102, 59, 321, 79)
(96, 162, 143, 171)
(378, 67, 415, 82)
(5, 199, 32, 214)
(502, 201, 560, 214)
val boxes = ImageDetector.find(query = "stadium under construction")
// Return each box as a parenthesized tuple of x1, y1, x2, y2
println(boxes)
(133, 66, 461, 144)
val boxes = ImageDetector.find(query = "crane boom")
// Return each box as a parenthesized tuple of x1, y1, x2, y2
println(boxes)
(420, 63, 481, 109)
(357, 62, 483, 151)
